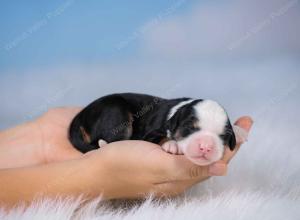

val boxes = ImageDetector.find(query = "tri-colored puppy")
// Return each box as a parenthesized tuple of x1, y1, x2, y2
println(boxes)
(69, 93, 241, 165)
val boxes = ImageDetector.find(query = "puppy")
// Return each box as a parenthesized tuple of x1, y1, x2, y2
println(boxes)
(69, 93, 241, 165)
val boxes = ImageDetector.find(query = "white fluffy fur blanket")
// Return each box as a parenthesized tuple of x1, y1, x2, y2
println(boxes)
(1, 113, 300, 220)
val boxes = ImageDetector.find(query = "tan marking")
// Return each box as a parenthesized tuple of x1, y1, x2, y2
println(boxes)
(79, 126, 91, 143)
(193, 120, 200, 129)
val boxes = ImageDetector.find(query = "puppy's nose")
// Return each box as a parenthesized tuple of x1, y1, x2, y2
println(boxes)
(196, 135, 215, 154)
(199, 145, 212, 153)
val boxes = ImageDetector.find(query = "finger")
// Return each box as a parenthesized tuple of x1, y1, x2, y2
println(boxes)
(161, 154, 228, 182)
(208, 161, 228, 176)
(234, 116, 253, 142)
(222, 116, 253, 163)
(187, 161, 228, 179)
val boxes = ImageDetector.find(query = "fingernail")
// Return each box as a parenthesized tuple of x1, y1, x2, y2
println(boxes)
(208, 163, 227, 176)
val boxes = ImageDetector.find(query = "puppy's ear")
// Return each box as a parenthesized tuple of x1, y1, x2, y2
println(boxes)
(226, 121, 236, 151)
(228, 131, 236, 151)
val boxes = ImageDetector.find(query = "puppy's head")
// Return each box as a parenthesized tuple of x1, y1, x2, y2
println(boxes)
(166, 99, 236, 165)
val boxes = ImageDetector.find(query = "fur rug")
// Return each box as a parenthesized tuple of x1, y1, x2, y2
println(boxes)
(1, 190, 299, 220)
(1, 106, 300, 219)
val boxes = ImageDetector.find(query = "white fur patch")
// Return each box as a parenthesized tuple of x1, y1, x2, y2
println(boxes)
(193, 100, 227, 135)
(167, 99, 195, 120)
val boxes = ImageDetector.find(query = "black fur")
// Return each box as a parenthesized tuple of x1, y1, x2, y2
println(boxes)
(69, 93, 236, 153)
(220, 120, 236, 151)
(166, 100, 201, 140)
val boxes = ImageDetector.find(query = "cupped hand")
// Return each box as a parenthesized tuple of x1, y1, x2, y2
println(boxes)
(83, 116, 253, 199)
(35, 107, 252, 199)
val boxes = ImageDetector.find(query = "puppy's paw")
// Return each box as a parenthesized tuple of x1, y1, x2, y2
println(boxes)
(98, 139, 108, 148)
(161, 140, 182, 155)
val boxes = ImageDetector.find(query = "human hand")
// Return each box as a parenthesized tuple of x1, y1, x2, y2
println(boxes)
(0, 106, 252, 203)
(83, 116, 253, 199)
(0, 107, 86, 168)
(35, 107, 84, 163)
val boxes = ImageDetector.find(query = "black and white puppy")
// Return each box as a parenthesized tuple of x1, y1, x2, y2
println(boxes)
(69, 93, 242, 165)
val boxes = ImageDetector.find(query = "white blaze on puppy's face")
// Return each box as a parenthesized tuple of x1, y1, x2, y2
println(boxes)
(167, 99, 195, 120)
(177, 100, 228, 165)
(194, 100, 228, 135)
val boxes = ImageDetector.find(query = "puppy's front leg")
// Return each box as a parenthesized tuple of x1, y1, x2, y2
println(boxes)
(98, 139, 108, 148)
(161, 140, 183, 155)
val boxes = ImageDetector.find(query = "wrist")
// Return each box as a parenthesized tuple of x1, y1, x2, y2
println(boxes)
(80, 153, 111, 200)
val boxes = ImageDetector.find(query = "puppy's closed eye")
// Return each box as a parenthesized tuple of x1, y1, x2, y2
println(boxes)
(220, 129, 236, 151)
